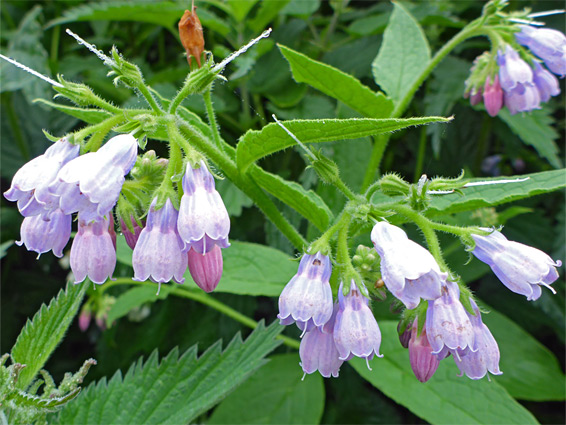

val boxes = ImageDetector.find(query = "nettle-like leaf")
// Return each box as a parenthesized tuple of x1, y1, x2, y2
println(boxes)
(236, 117, 451, 172)
(51, 321, 283, 425)
(372, 2, 431, 102)
(279, 44, 393, 118)
(11, 281, 87, 390)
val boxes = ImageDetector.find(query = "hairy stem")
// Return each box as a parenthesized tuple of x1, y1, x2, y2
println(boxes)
(203, 88, 223, 150)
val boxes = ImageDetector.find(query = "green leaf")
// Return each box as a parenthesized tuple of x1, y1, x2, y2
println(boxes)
(52, 321, 283, 425)
(248, 0, 291, 32)
(279, 44, 393, 118)
(425, 170, 566, 216)
(250, 166, 333, 231)
(351, 321, 538, 424)
(11, 281, 88, 390)
(216, 178, 254, 217)
(9, 388, 81, 411)
(372, 2, 431, 102)
(106, 285, 173, 324)
(481, 304, 565, 401)
(498, 107, 562, 169)
(33, 99, 112, 125)
(227, 0, 259, 22)
(209, 354, 325, 424)
(237, 116, 451, 172)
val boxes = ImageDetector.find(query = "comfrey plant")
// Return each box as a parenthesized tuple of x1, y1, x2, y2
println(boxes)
(1, 0, 564, 423)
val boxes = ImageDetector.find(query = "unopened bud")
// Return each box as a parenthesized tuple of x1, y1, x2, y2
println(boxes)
(483, 74, 503, 117)
(380, 173, 410, 197)
(188, 245, 223, 292)
(78, 306, 92, 332)
(311, 153, 340, 185)
(120, 216, 144, 250)
(179, 5, 205, 67)
(409, 320, 439, 382)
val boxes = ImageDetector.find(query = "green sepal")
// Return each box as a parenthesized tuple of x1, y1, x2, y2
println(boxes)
(380, 173, 411, 197)
(308, 149, 340, 185)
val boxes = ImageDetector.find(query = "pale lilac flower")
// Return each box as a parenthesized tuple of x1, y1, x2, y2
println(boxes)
(453, 299, 502, 380)
(483, 75, 503, 117)
(132, 198, 186, 285)
(70, 216, 116, 284)
(300, 305, 343, 378)
(425, 281, 475, 359)
(409, 319, 440, 383)
(177, 161, 230, 254)
(4, 138, 79, 217)
(333, 281, 382, 365)
(278, 252, 333, 333)
(188, 244, 223, 292)
(119, 216, 144, 250)
(532, 61, 561, 102)
(16, 208, 71, 258)
(371, 222, 445, 310)
(471, 229, 561, 301)
(45, 134, 138, 223)
(515, 25, 566, 77)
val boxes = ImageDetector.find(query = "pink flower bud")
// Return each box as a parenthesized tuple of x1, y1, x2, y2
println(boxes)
(119, 216, 144, 250)
(409, 320, 439, 383)
(78, 308, 91, 332)
(188, 244, 223, 292)
(469, 88, 483, 106)
(483, 75, 503, 117)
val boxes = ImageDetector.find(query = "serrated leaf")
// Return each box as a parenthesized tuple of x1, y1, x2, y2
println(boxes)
(209, 354, 325, 424)
(498, 107, 562, 169)
(11, 282, 87, 390)
(250, 166, 333, 231)
(372, 2, 431, 102)
(351, 321, 538, 424)
(237, 117, 451, 172)
(9, 388, 80, 411)
(52, 321, 283, 425)
(279, 44, 393, 118)
(33, 99, 112, 125)
(424, 170, 566, 216)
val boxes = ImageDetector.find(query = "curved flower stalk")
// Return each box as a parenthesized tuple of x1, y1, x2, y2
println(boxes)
(471, 229, 561, 300)
(16, 208, 71, 258)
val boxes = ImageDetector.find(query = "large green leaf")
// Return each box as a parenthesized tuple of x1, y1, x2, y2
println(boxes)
(106, 285, 173, 325)
(279, 45, 393, 118)
(351, 321, 538, 424)
(236, 117, 451, 172)
(33, 99, 112, 125)
(11, 282, 87, 390)
(209, 354, 324, 424)
(372, 2, 431, 102)
(425, 170, 566, 216)
(51, 321, 283, 425)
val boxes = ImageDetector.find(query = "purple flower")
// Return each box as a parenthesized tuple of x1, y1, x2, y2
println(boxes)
(453, 299, 502, 380)
(119, 216, 145, 250)
(132, 198, 186, 285)
(425, 281, 475, 359)
(277, 252, 333, 332)
(532, 61, 561, 102)
(188, 244, 223, 292)
(70, 217, 116, 284)
(333, 281, 382, 365)
(371, 222, 445, 310)
(497, 46, 540, 114)
(177, 161, 230, 254)
(483, 75, 503, 117)
(408, 319, 439, 383)
(515, 25, 566, 77)
(4, 138, 79, 217)
(299, 305, 343, 378)
(471, 229, 561, 301)
(16, 208, 71, 258)
(45, 134, 138, 223)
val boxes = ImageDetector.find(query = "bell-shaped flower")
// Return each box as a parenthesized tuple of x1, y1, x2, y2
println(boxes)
(16, 208, 71, 258)
(425, 281, 475, 359)
(408, 318, 439, 383)
(277, 252, 333, 332)
(371, 222, 445, 310)
(299, 305, 343, 378)
(532, 61, 561, 102)
(333, 281, 382, 365)
(45, 134, 138, 223)
(4, 138, 79, 217)
(133, 198, 186, 285)
(471, 229, 561, 301)
(119, 216, 145, 250)
(515, 25, 566, 77)
(177, 161, 230, 254)
(483, 75, 503, 117)
(70, 216, 116, 284)
(188, 244, 223, 292)
(453, 299, 502, 380)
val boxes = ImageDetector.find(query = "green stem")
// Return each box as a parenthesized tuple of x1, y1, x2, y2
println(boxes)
(333, 178, 357, 201)
(203, 88, 223, 149)
(76, 114, 126, 148)
(361, 134, 390, 191)
(335, 213, 353, 275)
(413, 126, 427, 182)
(137, 84, 164, 115)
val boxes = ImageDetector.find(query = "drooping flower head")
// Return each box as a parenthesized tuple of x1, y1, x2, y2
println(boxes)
(16, 208, 71, 258)
(277, 252, 333, 332)
(177, 161, 230, 254)
(70, 216, 116, 284)
(515, 25, 566, 77)
(408, 318, 440, 383)
(471, 229, 561, 301)
(371, 221, 445, 310)
(133, 198, 186, 286)
(188, 244, 223, 292)
(4, 138, 79, 217)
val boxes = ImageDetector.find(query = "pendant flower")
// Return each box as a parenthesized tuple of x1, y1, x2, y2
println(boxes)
(16, 208, 71, 258)
(188, 244, 223, 292)
(515, 25, 566, 77)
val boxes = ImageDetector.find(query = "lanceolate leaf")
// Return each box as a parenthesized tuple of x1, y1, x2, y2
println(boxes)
(52, 321, 283, 425)
(11, 282, 87, 390)
(351, 321, 538, 424)
(425, 170, 566, 216)
(236, 117, 451, 172)
(33, 99, 112, 125)
(279, 44, 393, 118)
